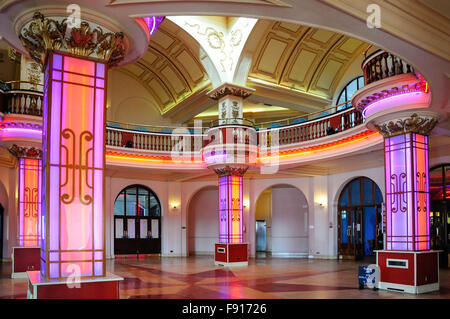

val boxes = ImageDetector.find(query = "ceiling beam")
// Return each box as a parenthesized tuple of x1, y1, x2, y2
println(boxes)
(247, 78, 331, 113)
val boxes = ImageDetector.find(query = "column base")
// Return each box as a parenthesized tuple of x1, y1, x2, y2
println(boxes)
(376, 250, 440, 294)
(26, 271, 123, 299)
(214, 243, 248, 267)
(11, 246, 40, 279)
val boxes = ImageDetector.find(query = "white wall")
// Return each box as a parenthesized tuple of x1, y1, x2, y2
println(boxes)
(271, 186, 309, 256)
(107, 70, 177, 127)
(188, 186, 218, 255)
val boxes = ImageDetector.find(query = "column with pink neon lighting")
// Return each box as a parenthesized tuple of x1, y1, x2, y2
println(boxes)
(18, 157, 42, 247)
(40, 52, 107, 279)
(8, 145, 43, 278)
(384, 132, 430, 251)
(218, 175, 243, 244)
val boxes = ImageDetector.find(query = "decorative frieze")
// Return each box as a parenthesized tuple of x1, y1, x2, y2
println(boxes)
(19, 12, 126, 67)
(375, 113, 438, 138)
(214, 165, 248, 177)
(208, 83, 255, 100)
(8, 144, 42, 159)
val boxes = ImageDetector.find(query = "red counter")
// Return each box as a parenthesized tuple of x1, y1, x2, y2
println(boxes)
(27, 271, 123, 299)
(11, 246, 40, 278)
(376, 250, 440, 294)
(215, 243, 248, 267)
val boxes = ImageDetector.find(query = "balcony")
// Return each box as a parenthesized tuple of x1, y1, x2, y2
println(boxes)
(0, 81, 43, 117)
(362, 49, 415, 85)
(0, 80, 373, 163)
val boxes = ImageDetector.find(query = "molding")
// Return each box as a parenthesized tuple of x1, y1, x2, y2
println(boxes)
(213, 165, 249, 177)
(374, 113, 438, 138)
(207, 82, 255, 100)
(8, 144, 42, 159)
(318, 0, 450, 62)
(18, 12, 127, 67)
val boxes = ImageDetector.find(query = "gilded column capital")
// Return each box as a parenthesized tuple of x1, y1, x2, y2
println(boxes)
(374, 113, 438, 138)
(19, 12, 127, 68)
(8, 144, 42, 159)
(207, 83, 255, 100)
(214, 165, 248, 177)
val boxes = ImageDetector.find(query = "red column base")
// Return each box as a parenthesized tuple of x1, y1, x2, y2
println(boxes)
(11, 247, 40, 278)
(214, 243, 248, 267)
(26, 271, 123, 299)
(376, 250, 440, 294)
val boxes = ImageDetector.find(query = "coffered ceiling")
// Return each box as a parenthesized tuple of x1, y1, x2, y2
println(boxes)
(114, 17, 371, 123)
(118, 19, 211, 115)
(246, 20, 370, 100)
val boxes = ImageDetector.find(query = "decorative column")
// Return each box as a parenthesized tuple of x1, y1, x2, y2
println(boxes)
(18, 11, 126, 298)
(205, 83, 256, 266)
(9, 145, 42, 278)
(354, 74, 441, 293)
(208, 82, 254, 126)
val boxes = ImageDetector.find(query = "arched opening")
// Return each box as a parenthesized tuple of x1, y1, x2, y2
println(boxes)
(429, 164, 450, 268)
(187, 186, 219, 256)
(337, 177, 383, 260)
(254, 184, 308, 258)
(113, 184, 161, 255)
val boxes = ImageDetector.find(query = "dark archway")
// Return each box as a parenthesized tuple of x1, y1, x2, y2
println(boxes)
(113, 184, 161, 255)
(337, 177, 383, 260)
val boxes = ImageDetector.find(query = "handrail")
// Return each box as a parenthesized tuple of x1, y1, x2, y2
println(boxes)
(4, 80, 44, 91)
(208, 118, 255, 128)
(106, 120, 209, 133)
(256, 99, 352, 129)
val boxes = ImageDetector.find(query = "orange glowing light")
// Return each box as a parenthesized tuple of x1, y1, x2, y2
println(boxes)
(257, 131, 379, 162)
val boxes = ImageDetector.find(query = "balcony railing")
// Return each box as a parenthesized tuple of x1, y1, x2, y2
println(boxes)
(1, 81, 366, 153)
(362, 49, 414, 85)
(106, 127, 203, 153)
(0, 81, 44, 116)
(258, 107, 363, 148)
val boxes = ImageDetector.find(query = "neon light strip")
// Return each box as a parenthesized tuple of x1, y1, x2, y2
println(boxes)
(1, 128, 42, 134)
(258, 131, 379, 161)
(362, 92, 423, 119)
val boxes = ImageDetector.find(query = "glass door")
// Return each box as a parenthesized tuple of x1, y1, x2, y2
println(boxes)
(338, 209, 364, 259)
(114, 185, 161, 255)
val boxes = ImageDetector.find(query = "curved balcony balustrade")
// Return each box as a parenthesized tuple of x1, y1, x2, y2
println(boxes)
(1, 81, 368, 157)
(258, 107, 363, 148)
(362, 49, 414, 85)
(0, 81, 43, 116)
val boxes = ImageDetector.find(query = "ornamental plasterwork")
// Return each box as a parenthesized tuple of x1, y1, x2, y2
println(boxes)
(214, 165, 248, 177)
(19, 12, 126, 68)
(374, 113, 438, 138)
(208, 83, 254, 100)
(8, 144, 42, 159)
(169, 16, 257, 83)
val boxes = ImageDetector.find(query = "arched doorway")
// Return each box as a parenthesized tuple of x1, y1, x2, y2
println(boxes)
(429, 164, 450, 268)
(187, 186, 219, 256)
(113, 185, 161, 255)
(337, 177, 383, 260)
(255, 185, 309, 257)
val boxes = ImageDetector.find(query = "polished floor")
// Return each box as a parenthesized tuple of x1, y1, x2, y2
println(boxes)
(0, 255, 449, 299)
